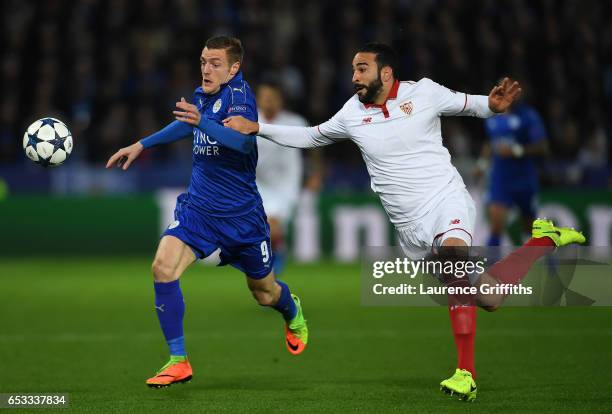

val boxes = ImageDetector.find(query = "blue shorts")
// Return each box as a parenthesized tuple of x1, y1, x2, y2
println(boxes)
(162, 193, 274, 279)
(486, 185, 538, 219)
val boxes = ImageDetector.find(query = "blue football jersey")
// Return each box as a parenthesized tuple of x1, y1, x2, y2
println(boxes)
(187, 72, 262, 217)
(485, 103, 546, 190)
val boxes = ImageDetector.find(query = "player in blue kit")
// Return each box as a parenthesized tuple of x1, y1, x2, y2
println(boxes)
(106, 36, 309, 388)
(476, 98, 549, 246)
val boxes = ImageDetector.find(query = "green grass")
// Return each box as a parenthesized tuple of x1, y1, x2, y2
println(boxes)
(1, 258, 611, 413)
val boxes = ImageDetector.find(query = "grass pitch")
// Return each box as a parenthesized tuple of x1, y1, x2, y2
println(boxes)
(1, 258, 611, 413)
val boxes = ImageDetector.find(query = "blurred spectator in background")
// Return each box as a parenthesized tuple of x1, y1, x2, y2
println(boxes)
(255, 80, 322, 275)
(474, 94, 548, 246)
(0, 0, 610, 191)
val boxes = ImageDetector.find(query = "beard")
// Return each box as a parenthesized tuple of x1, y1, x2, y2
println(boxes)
(354, 75, 383, 104)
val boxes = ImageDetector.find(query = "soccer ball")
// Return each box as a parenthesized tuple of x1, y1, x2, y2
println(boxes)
(23, 117, 73, 167)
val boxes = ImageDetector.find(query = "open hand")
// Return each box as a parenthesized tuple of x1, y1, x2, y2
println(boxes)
(222, 116, 259, 134)
(106, 141, 144, 170)
(173, 97, 201, 126)
(488, 77, 522, 113)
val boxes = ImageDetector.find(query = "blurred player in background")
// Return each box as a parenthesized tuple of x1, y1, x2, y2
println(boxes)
(224, 42, 585, 402)
(475, 96, 549, 246)
(106, 36, 309, 389)
(255, 81, 307, 275)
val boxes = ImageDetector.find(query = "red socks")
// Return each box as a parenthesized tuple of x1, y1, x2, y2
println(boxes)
(487, 237, 554, 285)
(449, 305, 476, 378)
(446, 237, 554, 378)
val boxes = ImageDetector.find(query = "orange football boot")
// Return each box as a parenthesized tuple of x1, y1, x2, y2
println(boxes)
(284, 294, 308, 355)
(285, 325, 307, 355)
(146, 359, 193, 388)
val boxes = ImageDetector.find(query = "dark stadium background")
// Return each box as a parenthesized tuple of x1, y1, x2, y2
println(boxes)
(1, 0, 610, 189)
(0, 1, 611, 413)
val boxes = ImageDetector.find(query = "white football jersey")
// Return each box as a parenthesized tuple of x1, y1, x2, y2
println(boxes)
(258, 78, 495, 227)
(256, 110, 307, 221)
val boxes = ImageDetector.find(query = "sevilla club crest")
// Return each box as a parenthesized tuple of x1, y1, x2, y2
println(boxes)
(400, 101, 413, 116)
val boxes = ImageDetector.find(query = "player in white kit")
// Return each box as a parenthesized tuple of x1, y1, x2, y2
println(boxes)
(224, 43, 585, 402)
(255, 82, 307, 275)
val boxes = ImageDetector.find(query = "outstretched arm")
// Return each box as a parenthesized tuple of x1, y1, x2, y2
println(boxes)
(223, 117, 332, 148)
(106, 120, 192, 170)
(173, 97, 255, 153)
(199, 118, 256, 153)
(429, 77, 522, 118)
(223, 110, 349, 149)
(140, 121, 192, 149)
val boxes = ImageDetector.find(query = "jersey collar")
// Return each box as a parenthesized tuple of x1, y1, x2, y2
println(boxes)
(227, 71, 243, 88)
(363, 79, 400, 118)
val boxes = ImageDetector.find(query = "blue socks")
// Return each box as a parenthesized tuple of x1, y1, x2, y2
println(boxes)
(273, 280, 297, 321)
(154, 278, 296, 355)
(154, 280, 186, 356)
(167, 337, 186, 356)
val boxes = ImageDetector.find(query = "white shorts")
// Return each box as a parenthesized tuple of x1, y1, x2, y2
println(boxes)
(259, 186, 299, 225)
(397, 187, 476, 259)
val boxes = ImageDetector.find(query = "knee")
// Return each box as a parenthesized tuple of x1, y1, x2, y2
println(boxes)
(151, 258, 180, 283)
(250, 288, 277, 306)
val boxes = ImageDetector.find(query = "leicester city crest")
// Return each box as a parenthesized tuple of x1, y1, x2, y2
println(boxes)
(213, 99, 222, 113)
